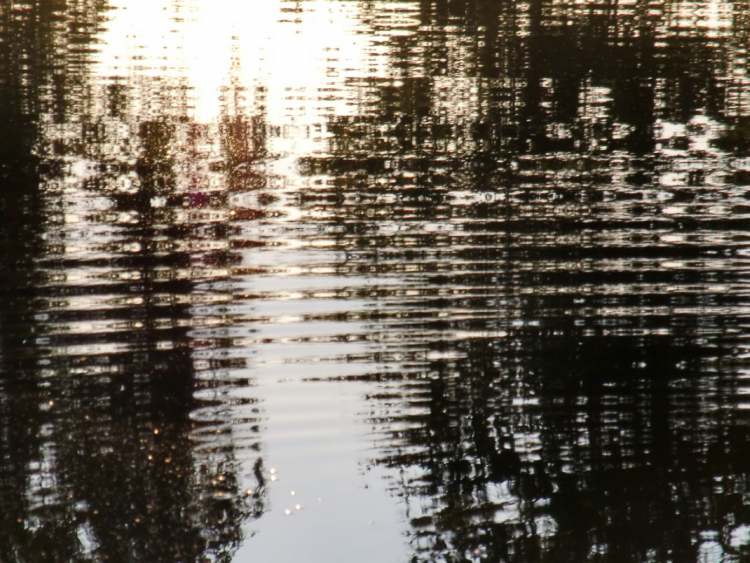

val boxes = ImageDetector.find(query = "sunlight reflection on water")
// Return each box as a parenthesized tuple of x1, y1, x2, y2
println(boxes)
(2, 0, 750, 561)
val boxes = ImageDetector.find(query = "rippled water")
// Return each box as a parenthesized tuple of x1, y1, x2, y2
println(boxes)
(2, 1, 750, 561)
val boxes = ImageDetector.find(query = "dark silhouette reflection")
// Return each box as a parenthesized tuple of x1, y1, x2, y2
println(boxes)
(367, 336, 750, 562)
(0, 2, 263, 561)
(294, 0, 750, 561)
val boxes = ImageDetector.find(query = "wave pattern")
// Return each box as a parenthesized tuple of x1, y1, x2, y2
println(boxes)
(1, 0, 750, 561)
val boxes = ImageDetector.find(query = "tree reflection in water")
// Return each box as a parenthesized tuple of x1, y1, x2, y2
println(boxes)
(0, 2, 264, 561)
(1, 0, 750, 561)
(301, 0, 750, 560)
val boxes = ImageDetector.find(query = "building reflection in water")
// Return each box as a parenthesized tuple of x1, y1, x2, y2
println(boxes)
(1, 0, 750, 562)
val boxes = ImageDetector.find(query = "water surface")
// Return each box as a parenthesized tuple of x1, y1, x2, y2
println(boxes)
(2, 1, 750, 561)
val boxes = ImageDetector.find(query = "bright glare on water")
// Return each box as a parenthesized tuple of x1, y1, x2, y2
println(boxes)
(1, 0, 750, 561)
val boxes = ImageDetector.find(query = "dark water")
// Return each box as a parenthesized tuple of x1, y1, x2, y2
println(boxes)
(2, 1, 750, 561)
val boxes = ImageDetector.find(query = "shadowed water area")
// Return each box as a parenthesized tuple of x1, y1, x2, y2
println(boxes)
(1, 0, 750, 561)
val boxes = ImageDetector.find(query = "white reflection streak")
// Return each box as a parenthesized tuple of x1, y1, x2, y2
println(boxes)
(94, 0, 399, 153)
